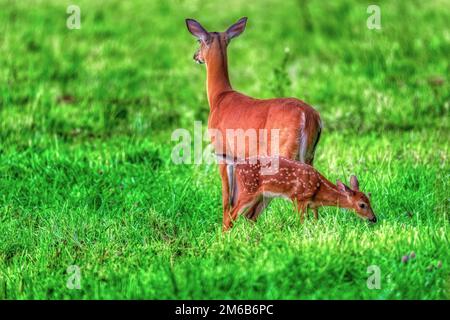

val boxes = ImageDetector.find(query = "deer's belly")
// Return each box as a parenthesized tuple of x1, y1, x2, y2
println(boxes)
(207, 125, 300, 159)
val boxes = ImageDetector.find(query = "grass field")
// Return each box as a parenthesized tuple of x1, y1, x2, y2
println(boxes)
(0, 0, 449, 299)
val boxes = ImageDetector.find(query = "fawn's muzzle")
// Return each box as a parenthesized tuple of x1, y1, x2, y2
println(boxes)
(369, 216, 377, 223)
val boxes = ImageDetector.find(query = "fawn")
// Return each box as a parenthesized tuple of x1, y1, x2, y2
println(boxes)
(217, 155, 376, 231)
(186, 18, 322, 225)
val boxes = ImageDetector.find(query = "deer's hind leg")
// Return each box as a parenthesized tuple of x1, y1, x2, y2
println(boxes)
(244, 197, 272, 222)
(223, 194, 258, 232)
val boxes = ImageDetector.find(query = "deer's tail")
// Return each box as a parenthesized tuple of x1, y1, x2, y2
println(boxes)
(299, 110, 322, 165)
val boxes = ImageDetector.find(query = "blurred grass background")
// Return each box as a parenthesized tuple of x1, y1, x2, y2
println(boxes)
(0, 0, 449, 299)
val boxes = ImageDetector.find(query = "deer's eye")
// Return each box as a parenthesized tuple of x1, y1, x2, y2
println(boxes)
(359, 203, 366, 209)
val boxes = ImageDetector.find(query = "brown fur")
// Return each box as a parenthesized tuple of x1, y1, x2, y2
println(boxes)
(186, 18, 322, 228)
(222, 156, 376, 231)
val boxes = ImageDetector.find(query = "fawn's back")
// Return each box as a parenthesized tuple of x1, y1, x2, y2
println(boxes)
(234, 157, 321, 200)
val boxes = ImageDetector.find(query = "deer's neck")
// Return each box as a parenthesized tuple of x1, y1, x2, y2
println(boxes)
(315, 178, 352, 209)
(206, 45, 232, 108)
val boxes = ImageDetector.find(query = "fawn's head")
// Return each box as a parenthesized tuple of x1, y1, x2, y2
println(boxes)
(185, 17, 247, 64)
(336, 175, 377, 223)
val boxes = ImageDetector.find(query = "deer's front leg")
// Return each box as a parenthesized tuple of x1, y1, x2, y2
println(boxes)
(312, 207, 319, 220)
(294, 200, 308, 223)
(300, 204, 308, 223)
(219, 164, 232, 229)
(223, 204, 240, 232)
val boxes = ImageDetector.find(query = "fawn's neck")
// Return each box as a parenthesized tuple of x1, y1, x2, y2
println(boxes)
(206, 40, 232, 108)
(315, 178, 352, 209)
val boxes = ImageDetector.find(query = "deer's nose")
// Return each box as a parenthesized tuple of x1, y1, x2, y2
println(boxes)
(193, 51, 204, 64)
(369, 216, 377, 223)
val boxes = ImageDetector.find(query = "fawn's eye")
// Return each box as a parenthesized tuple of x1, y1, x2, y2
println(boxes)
(359, 203, 366, 209)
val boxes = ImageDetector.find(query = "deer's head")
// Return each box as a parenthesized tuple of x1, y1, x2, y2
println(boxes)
(185, 17, 247, 65)
(336, 175, 377, 223)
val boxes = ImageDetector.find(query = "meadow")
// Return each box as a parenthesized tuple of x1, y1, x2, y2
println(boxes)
(0, 0, 448, 299)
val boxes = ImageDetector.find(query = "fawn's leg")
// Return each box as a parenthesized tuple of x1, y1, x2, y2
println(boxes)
(244, 197, 272, 222)
(312, 207, 319, 220)
(294, 199, 308, 223)
(300, 204, 308, 223)
(223, 195, 257, 232)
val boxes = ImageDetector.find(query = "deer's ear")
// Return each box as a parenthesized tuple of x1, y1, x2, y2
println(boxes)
(226, 17, 248, 40)
(337, 180, 352, 194)
(186, 19, 209, 41)
(350, 175, 360, 191)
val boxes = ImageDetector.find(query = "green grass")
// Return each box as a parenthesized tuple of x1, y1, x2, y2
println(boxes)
(0, 0, 449, 299)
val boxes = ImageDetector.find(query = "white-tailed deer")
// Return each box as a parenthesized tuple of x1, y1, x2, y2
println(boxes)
(218, 155, 376, 231)
(186, 17, 322, 227)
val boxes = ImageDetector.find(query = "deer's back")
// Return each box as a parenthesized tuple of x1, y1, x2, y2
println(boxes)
(235, 157, 321, 199)
(209, 92, 318, 129)
(208, 92, 321, 159)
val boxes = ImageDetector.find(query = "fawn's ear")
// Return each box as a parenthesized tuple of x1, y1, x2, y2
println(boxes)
(186, 19, 209, 41)
(337, 180, 352, 194)
(226, 17, 248, 40)
(350, 175, 360, 191)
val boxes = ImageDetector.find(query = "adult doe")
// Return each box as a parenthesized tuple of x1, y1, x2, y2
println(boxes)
(186, 17, 322, 228)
